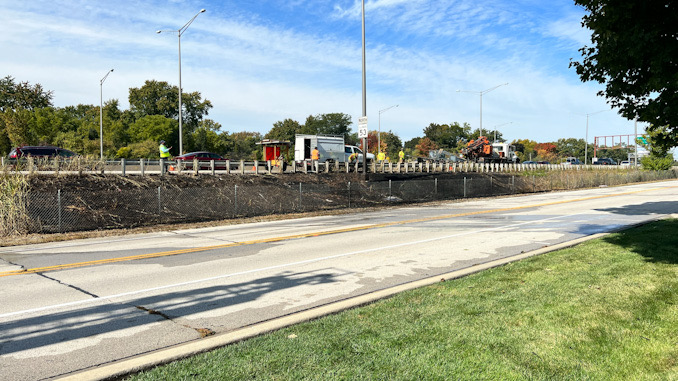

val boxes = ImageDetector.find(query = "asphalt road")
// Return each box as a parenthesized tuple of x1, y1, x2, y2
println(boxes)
(1, 180, 677, 380)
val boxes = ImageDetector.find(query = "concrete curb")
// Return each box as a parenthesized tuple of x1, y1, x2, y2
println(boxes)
(57, 215, 676, 380)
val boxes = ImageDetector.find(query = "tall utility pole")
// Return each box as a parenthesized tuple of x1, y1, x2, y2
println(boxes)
(584, 109, 606, 164)
(157, 9, 206, 155)
(99, 69, 114, 160)
(457, 83, 508, 137)
(361, 0, 367, 179)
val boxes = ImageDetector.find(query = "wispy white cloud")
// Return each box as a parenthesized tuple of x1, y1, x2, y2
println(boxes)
(0, 0, 639, 145)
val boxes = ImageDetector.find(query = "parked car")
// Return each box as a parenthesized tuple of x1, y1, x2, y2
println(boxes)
(537, 161, 550, 165)
(8, 146, 77, 159)
(522, 161, 537, 165)
(593, 157, 617, 165)
(171, 151, 228, 170)
(562, 157, 582, 165)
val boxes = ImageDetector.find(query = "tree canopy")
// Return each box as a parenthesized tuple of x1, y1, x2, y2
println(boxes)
(571, 0, 678, 147)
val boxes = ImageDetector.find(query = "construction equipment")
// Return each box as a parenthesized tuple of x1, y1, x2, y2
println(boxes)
(461, 136, 520, 164)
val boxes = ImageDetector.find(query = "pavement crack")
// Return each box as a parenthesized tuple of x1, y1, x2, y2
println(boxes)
(37, 273, 99, 298)
(134, 305, 215, 338)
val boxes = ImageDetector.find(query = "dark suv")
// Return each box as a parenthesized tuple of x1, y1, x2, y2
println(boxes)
(8, 146, 77, 159)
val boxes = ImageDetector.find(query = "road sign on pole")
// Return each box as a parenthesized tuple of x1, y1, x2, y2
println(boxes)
(358, 116, 368, 138)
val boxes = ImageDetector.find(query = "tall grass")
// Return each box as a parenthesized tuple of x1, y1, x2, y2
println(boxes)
(0, 174, 29, 236)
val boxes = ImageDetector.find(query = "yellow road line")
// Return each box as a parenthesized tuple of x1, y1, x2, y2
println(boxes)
(1, 185, 675, 278)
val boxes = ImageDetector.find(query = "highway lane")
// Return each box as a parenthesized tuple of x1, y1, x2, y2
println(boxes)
(1, 180, 677, 380)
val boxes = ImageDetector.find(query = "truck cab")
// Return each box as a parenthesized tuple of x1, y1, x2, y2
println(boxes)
(344, 145, 375, 163)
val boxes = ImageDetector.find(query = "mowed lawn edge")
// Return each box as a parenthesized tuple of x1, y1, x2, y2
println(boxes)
(130, 219, 678, 381)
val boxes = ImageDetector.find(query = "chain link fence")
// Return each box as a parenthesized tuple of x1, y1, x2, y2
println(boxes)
(16, 170, 678, 234)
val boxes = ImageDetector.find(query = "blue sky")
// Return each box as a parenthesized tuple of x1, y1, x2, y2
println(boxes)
(1, 0, 650, 149)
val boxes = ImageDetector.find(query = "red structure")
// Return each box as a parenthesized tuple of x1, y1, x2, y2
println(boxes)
(257, 139, 291, 167)
(593, 134, 642, 157)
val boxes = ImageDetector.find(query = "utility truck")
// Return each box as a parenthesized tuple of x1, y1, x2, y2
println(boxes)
(461, 136, 520, 164)
(294, 134, 374, 166)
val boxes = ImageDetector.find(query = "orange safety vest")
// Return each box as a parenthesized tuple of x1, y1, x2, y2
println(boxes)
(311, 149, 319, 160)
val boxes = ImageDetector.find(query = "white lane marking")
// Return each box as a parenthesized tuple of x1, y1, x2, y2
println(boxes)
(0, 213, 592, 320)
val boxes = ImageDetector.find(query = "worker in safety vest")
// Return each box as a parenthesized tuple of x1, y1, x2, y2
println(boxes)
(377, 152, 386, 162)
(398, 149, 405, 162)
(311, 147, 320, 172)
(159, 140, 172, 159)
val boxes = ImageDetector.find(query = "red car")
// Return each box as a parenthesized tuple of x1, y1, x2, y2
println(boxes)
(172, 151, 229, 170)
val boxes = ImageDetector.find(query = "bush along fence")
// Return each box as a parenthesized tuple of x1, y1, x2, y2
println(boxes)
(0, 156, 652, 176)
(7, 169, 677, 236)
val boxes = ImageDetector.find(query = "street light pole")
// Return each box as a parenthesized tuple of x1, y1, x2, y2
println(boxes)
(378, 104, 398, 154)
(99, 69, 113, 160)
(583, 109, 606, 164)
(157, 9, 206, 156)
(491, 121, 512, 143)
(457, 83, 508, 137)
(361, 0, 367, 179)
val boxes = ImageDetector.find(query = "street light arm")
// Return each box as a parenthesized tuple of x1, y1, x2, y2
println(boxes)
(100, 69, 114, 85)
(379, 104, 398, 115)
(179, 9, 206, 35)
(480, 82, 508, 95)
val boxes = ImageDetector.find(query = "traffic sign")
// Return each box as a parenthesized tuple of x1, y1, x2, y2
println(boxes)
(358, 116, 368, 138)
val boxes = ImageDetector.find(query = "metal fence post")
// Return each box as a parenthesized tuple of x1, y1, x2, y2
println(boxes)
(121, 158, 126, 176)
(389, 179, 392, 198)
(512, 175, 515, 194)
(160, 159, 165, 176)
(58, 189, 62, 233)
(234, 184, 238, 215)
(490, 176, 493, 195)
(463, 177, 467, 198)
(348, 181, 351, 208)
(157, 187, 162, 219)
(140, 159, 145, 176)
(434, 178, 437, 196)
(299, 183, 302, 212)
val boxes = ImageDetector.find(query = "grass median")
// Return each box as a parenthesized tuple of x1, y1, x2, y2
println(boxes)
(130, 219, 678, 380)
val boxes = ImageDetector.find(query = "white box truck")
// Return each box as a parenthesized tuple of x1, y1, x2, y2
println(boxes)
(294, 134, 375, 165)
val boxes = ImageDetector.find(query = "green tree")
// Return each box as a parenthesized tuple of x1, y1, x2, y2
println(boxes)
(555, 138, 592, 163)
(415, 137, 438, 157)
(380, 130, 403, 159)
(571, 0, 678, 148)
(423, 122, 470, 149)
(266, 118, 302, 142)
(190, 119, 226, 154)
(128, 115, 178, 150)
(229, 131, 262, 160)
(404, 137, 421, 151)
(0, 76, 54, 154)
(302, 113, 353, 137)
(128, 80, 212, 144)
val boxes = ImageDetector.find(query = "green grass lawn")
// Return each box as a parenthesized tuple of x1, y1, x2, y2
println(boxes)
(130, 219, 678, 380)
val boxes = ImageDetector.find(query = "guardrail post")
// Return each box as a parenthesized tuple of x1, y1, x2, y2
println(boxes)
(211, 160, 215, 175)
(194, 158, 199, 175)
(54, 157, 59, 176)
(254, 160, 259, 175)
(389, 179, 392, 198)
(240, 160, 245, 174)
(463, 177, 467, 198)
(160, 159, 165, 176)
(225, 159, 230, 174)
(434, 178, 437, 196)
(140, 159, 145, 176)
(177, 159, 183, 174)
(121, 158, 126, 176)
